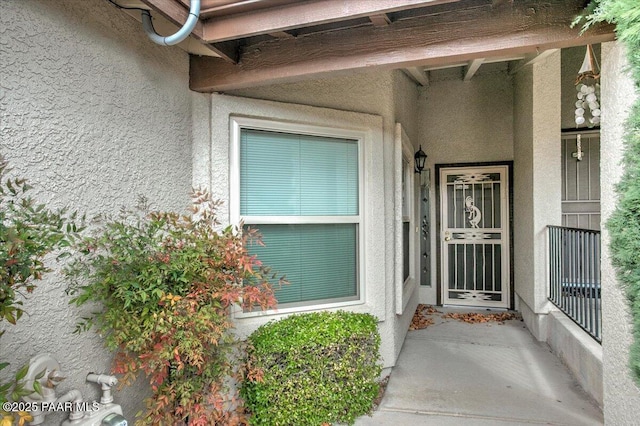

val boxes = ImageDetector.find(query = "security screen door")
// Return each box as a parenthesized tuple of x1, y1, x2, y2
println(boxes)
(440, 166, 510, 308)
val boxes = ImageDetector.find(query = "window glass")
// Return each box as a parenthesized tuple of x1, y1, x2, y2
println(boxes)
(247, 224, 358, 305)
(240, 130, 358, 216)
(240, 128, 360, 307)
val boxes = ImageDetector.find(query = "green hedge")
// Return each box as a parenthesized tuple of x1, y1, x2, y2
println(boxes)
(241, 311, 382, 426)
(609, 101, 640, 383)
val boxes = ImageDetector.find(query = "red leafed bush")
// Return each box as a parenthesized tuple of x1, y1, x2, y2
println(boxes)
(65, 189, 283, 425)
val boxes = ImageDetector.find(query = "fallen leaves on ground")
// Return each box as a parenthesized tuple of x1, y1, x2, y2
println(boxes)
(409, 304, 439, 330)
(441, 311, 520, 324)
(373, 375, 390, 411)
(409, 304, 520, 330)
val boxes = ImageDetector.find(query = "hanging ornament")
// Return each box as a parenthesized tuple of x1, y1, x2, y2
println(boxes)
(575, 45, 601, 128)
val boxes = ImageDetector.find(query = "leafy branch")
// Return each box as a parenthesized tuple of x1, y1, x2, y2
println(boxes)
(0, 154, 81, 425)
(65, 189, 283, 425)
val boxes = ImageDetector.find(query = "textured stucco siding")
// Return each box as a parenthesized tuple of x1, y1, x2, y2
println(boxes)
(512, 52, 561, 339)
(530, 53, 562, 316)
(418, 71, 515, 165)
(393, 72, 420, 145)
(1, 0, 192, 421)
(600, 41, 640, 425)
(392, 71, 421, 360)
(513, 65, 537, 329)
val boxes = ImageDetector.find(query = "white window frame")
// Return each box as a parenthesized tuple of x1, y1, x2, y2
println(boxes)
(230, 116, 366, 317)
(395, 123, 417, 314)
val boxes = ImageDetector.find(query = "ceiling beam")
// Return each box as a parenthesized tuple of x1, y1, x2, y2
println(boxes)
(509, 48, 560, 74)
(190, 0, 615, 92)
(139, 0, 238, 62)
(464, 58, 484, 81)
(200, 0, 459, 42)
(404, 67, 430, 86)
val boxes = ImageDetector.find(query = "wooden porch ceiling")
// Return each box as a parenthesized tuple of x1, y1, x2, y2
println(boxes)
(128, 0, 615, 92)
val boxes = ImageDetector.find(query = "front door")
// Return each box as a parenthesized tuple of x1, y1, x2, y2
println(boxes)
(440, 165, 510, 308)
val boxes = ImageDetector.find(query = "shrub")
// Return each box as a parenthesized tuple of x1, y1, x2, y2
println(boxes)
(241, 311, 382, 426)
(0, 155, 80, 326)
(65, 189, 281, 425)
(0, 155, 80, 425)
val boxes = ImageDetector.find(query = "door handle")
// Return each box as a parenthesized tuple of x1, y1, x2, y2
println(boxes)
(444, 231, 451, 242)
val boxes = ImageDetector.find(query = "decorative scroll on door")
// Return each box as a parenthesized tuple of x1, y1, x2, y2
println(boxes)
(440, 166, 510, 308)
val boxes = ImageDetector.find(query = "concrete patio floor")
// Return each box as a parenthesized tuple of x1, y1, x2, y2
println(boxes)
(355, 307, 603, 425)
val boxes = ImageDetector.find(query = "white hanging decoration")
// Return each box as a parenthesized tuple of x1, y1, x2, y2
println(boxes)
(572, 134, 584, 161)
(575, 45, 601, 128)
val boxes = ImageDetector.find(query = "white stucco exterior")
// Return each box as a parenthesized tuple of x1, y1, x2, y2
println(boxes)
(513, 52, 562, 339)
(600, 41, 640, 425)
(1, 0, 193, 421)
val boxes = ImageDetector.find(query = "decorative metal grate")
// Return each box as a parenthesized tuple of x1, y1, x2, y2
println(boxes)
(548, 225, 601, 343)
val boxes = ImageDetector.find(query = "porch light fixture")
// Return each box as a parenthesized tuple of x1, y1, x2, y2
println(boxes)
(414, 145, 427, 174)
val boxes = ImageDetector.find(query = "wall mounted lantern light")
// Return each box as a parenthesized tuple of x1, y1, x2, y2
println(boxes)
(414, 145, 427, 174)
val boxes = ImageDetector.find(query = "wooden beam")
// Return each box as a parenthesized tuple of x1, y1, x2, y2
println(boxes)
(464, 58, 484, 81)
(190, 0, 615, 92)
(369, 14, 392, 27)
(139, 0, 238, 63)
(404, 67, 429, 86)
(201, 0, 459, 42)
(509, 48, 560, 74)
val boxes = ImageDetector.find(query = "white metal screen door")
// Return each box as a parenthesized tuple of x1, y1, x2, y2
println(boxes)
(440, 166, 510, 308)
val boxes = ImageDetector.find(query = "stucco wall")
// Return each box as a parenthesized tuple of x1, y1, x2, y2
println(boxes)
(417, 69, 514, 305)
(227, 70, 421, 366)
(0, 0, 192, 421)
(418, 70, 514, 166)
(392, 72, 421, 358)
(600, 41, 640, 425)
(513, 53, 562, 339)
(393, 72, 420, 145)
(513, 66, 536, 316)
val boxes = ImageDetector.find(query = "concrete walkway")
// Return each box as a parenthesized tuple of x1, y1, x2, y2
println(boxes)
(356, 307, 603, 425)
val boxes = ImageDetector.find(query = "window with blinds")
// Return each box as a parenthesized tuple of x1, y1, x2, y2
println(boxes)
(239, 128, 361, 307)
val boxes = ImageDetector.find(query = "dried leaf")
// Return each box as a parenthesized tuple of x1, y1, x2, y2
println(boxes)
(441, 311, 520, 324)
(409, 304, 439, 330)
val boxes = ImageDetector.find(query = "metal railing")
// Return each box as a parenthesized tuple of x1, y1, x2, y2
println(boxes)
(548, 225, 601, 343)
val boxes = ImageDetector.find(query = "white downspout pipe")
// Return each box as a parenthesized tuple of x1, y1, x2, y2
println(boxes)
(141, 0, 200, 46)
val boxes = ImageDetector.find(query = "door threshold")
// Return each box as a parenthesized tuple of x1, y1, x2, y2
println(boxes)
(441, 304, 510, 312)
